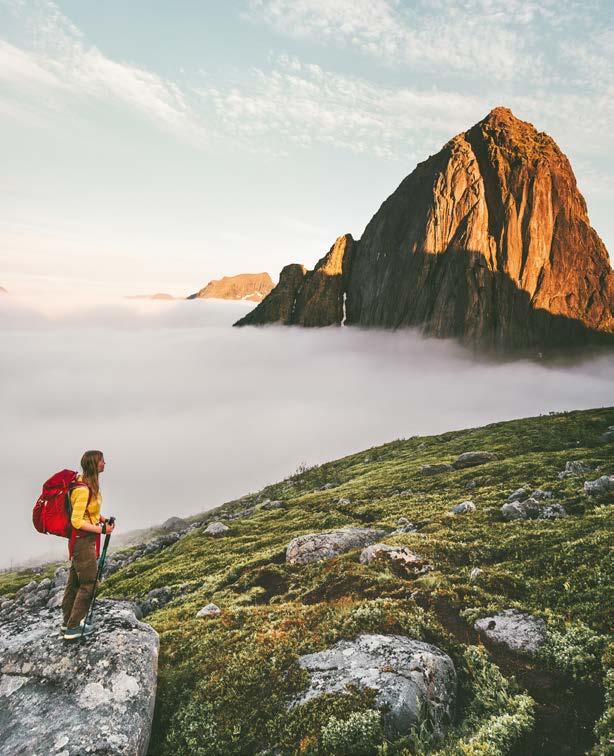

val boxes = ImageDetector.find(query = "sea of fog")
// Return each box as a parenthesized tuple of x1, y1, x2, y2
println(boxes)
(1, 292, 613, 569)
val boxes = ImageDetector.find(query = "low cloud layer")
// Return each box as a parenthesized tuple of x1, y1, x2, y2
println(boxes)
(1, 295, 613, 569)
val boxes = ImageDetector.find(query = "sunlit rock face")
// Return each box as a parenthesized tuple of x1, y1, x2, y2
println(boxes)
(234, 236, 356, 327)
(189, 272, 274, 303)
(236, 107, 614, 350)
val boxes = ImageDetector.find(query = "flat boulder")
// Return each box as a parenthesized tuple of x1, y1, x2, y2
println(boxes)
(474, 609, 547, 656)
(584, 475, 614, 496)
(452, 451, 497, 469)
(0, 600, 158, 755)
(286, 527, 386, 565)
(293, 634, 456, 739)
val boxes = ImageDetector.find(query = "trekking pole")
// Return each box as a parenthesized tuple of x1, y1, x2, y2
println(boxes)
(81, 516, 115, 640)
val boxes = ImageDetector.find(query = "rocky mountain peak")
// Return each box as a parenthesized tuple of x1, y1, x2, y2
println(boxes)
(236, 108, 613, 351)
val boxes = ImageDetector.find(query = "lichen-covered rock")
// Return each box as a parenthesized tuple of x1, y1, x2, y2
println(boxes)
(507, 488, 529, 502)
(204, 521, 230, 537)
(540, 504, 567, 519)
(452, 451, 497, 469)
(470, 567, 482, 582)
(501, 497, 543, 520)
(600, 426, 614, 443)
(359, 544, 419, 565)
(474, 609, 547, 656)
(451, 500, 476, 514)
(584, 475, 614, 496)
(0, 600, 158, 755)
(419, 463, 453, 476)
(293, 634, 456, 739)
(286, 527, 386, 565)
(558, 460, 592, 479)
(196, 603, 221, 618)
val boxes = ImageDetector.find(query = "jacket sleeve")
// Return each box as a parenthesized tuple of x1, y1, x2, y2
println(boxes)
(70, 486, 90, 529)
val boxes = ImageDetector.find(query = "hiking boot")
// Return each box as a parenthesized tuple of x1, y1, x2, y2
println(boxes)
(60, 617, 91, 634)
(63, 622, 95, 640)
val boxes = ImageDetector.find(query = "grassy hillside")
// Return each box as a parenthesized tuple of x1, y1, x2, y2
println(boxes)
(6, 408, 614, 754)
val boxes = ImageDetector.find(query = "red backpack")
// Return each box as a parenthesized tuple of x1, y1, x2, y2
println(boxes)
(32, 469, 89, 538)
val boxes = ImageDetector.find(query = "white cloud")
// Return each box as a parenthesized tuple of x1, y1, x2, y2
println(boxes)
(197, 54, 490, 159)
(0, 0, 204, 143)
(245, 0, 542, 80)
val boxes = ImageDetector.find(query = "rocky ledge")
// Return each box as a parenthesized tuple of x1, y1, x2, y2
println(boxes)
(0, 600, 159, 756)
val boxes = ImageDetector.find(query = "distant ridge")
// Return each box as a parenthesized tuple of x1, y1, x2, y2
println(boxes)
(188, 272, 274, 303)
(235, 107, 614, 351)
(126, 293, 179, 301)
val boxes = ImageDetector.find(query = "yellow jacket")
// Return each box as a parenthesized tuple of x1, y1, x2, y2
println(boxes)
(70, 474, 102, 529)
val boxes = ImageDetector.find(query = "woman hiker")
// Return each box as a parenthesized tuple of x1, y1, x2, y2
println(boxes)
(61, 450, 115, 640)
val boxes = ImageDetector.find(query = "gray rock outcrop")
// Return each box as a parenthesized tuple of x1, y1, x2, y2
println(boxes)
(161, 516, 188, 531)
(474, 609, 547, 656)
(584, 475, 614, 496)
(286, 527, 386, 565)
(558, 460, 592, 479)
(0, 600, 159, 755)
(293, 634, 456, 739)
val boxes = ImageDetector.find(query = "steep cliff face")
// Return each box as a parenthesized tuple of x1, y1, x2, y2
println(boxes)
(234, 265, 307, 325)
(189, 273, 274, 302)
(233, 235, 355, 327)
(236, 108, 613, 350)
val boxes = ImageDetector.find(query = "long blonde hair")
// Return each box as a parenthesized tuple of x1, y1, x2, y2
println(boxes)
(80, 450, 103, 498)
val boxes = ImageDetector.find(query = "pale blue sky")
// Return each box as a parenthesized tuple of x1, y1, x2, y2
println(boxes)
(1, 0, 612, 296)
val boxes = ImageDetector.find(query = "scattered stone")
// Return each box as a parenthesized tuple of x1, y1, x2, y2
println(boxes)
(452, 451, 497, 469)
(0, 600, 158, 755)
(196, 603, 221, 618)
(321, 483, 336, 490)
(419, 463, 453, 476)
(36, 578, 52, 591)
(204, 521, 230, 537)
(540, 504, 567, 519)
(286, 527, 386, 565)
(359, 543, 417, 565)
(293, 634, 456, 739)
(161, 516, 188, 531)
(260, 500, 283, 510)
(398, 489, 413, 496)
(530, 489, 553, 501)
(507, 488, 529, 502)
(600, 426, 614, 443)
(469, 568, 482, 582)
(53, 567, 68, 587)
(501, 498, 543, 520)
(584, 475, 614, 496)
(558, 460, 592, 479)
(451, 501, 476, 515)
(474, 609, 547, 656)
(465, 480, 477, 489)
(336, 497, 351, 506)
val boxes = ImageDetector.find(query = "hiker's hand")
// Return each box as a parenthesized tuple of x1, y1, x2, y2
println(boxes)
(104, 522, 115, 534)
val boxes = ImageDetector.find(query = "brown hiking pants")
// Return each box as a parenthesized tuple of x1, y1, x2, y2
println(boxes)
(62, 535, 98, 628)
